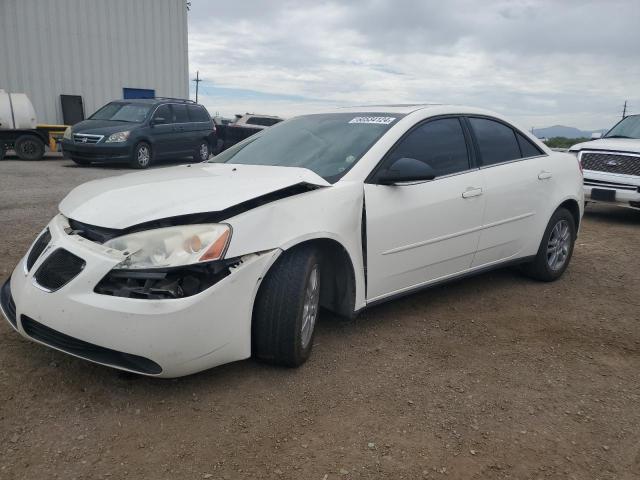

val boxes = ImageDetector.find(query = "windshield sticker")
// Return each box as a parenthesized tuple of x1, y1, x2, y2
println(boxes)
(349, 116, 396, 125)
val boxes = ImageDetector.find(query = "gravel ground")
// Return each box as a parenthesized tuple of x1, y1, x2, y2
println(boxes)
(0, 158, 639, 480)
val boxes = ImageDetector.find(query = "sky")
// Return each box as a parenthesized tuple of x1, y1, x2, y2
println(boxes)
(188, 0, 640, 131)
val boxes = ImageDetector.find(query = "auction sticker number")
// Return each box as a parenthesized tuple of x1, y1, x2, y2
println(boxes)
(349, 116, 396, 125)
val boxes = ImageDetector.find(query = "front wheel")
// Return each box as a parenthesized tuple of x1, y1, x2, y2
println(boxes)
(521, 208, 576, 282)
(252, 246, 321, 367)
(131, 142, 152, 169)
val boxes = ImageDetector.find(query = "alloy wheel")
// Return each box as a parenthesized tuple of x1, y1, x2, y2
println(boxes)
(546, 219, 571, 271)
(300, 265, 320, 349)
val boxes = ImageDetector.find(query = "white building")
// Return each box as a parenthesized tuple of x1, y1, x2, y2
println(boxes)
(0, 0, 189, 125)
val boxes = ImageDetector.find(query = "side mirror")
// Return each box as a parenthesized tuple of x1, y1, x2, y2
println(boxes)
(590, 132, 602, 140)
(151, 117, 166, 126)
(377, 157, 436, 185)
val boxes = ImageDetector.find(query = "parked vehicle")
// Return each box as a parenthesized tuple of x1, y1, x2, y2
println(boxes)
(1, 105, 583, 377)
(569, 114, 640, 210)
(216, 113, 283, 153)
(60, 98, 216, 169)
(0, 89, 67, 160)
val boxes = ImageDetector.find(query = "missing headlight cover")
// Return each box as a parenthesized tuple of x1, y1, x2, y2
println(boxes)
(95, 258, 240, 299)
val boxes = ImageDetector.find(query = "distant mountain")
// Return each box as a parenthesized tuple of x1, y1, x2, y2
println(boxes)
(532, 125, 607, 139)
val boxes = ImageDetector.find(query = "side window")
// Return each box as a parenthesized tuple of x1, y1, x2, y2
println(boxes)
(516, 132, 543, 158)
(172, 104, 189, 123)
(153, 104, 171, 124)
(187, 105, 210, 122)
(469, 117, 521, 166)
(385, 118, 470, 177)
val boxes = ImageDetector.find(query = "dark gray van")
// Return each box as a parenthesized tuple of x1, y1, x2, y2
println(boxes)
(60, 98, 216, 169)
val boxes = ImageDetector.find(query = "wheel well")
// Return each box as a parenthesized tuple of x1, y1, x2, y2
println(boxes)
(558, 199, 581, 229)
(281, 239, 356, 319)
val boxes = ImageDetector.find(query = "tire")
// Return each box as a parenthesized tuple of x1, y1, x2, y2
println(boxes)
(194, 140, 210, 162)
(252, 246, 321, 367)
(15, 135, 45, 160)
(521, 208, 576, 282)
(0, 145, 5, 160)
(131, 142, 152, 169)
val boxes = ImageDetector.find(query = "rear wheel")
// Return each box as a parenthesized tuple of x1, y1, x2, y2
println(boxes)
(521, 208, 576, 281)
(194, 140, 210, 162)
(15, 135, 45, 160)
(131, 142, 152, 169)
(252, 246, 321, 367)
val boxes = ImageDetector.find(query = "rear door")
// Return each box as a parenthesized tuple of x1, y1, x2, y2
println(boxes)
(171, 103, 193, 154)
(187, 104, 213, 145)
(467, 117, 551, 267)
(364, 117, 486, 301)
(150, 104, 178, 157)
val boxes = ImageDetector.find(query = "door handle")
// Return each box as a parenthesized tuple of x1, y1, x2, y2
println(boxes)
(462, 187, 483, 198)
(538, 171, 552, 180)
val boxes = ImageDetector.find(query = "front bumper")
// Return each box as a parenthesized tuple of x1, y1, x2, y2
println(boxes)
(60, 139, 132, 163)
(1, 214, 281, 377)
(584, 170, 640, 210)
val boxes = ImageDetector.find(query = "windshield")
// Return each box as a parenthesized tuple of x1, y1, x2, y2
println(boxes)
(90, 102, 151, 123)
(605, 115, 640, 139)
(211, 113, 402, 182)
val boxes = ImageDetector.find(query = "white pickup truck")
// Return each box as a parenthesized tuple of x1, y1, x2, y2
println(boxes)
(569, 114, 640, 210)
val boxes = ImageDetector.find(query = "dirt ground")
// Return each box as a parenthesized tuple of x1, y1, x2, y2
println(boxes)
(0, 158, 639, 480)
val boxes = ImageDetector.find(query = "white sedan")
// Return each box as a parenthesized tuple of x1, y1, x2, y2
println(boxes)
(1, 105, 584, 377)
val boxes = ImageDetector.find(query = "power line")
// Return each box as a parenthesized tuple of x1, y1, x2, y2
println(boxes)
(192, 71, 202, 103)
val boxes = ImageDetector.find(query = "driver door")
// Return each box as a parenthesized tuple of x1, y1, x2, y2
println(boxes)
(364, 117, 486, 301)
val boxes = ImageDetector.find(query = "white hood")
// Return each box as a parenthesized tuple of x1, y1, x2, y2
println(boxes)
(59, 163, 330, 229)
(569, 137, 640, 154)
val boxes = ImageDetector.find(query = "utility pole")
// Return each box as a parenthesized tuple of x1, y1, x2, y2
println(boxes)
(192, 71, 202, 103)
(622, 100, 628, 119)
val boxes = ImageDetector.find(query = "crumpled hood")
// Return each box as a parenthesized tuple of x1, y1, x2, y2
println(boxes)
(569, 138, 640, 154)
(59, 163, 330, 229)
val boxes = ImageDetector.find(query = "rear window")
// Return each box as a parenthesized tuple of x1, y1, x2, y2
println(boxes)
(516, 132, 543, 158)
(246, 117, 282, 127)
(469, 117, 521, 166)
(187, 105, 210, 123)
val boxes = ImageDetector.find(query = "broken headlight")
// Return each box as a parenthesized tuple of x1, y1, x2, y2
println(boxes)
(104, 224, 231, 270)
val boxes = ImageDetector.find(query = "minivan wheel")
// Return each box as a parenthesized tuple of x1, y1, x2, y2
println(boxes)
(521, 207, 576, 282)
(195, 141, 210, 161)
(131, 142, 152, 169)
(252, 246, 321, 367)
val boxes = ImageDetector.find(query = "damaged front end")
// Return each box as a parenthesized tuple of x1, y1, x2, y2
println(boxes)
(94, 257, 241, 300)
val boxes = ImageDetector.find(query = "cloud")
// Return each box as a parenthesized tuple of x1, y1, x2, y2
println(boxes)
(188, 0, 640, 129)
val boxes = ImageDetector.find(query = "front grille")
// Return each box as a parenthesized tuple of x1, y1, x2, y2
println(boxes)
(0, 278, 17, 328)
(583, 178, 639, 191)
(581, 152, 640, 176)
(26, 229, 51, 271)
(73, 133, 103, 144)
(34, 249, 85, 291)
(21, 315, 162, 375)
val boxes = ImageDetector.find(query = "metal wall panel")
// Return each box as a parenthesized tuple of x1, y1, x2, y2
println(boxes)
(0, 0, 189, 125)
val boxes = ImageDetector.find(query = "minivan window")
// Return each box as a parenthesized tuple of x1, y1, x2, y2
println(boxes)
(383, 118, 470, 177)
(187, 105, 210, 122)
(90, 102, 151, 123)
(172, 104, 189, 123)
(516, 132, 543, 158)
(469, 117, 521, 166)
(153, 104, 172, 124)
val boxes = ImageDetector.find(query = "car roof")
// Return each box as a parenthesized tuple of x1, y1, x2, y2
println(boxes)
(327, 104, 503, 116)
(111, 98, 195, 105)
